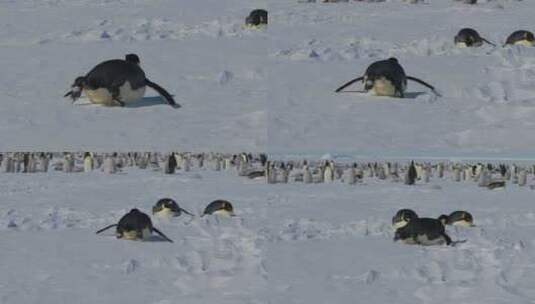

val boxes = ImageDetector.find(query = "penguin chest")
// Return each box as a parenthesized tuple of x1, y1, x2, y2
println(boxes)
(372, 78, 398, 97)
(514, 40, 535, 47)
(451, 220, 473, 227)
(121, 227, 151, 240)
(84, 81, 146, 105)
(212, 209, 234, 217)
(154, 207, 178, 218)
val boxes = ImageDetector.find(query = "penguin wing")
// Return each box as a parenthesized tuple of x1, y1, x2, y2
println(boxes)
(145, 79, 180, 108)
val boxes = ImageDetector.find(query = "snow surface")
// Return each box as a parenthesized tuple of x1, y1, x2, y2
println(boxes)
(1, 167, 535, 303)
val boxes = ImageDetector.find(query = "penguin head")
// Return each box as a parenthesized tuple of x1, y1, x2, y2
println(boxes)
(204, 200, 235, 217)
(125, 54, 140, 65)
(65, 76, 86, 101)
(392, 209, 418, 229)
(388, 57, 399, 63)
(153, 198, 180, 216)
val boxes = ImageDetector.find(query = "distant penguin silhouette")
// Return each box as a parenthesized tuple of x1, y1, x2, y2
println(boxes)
(65, 54, 179, 107)
(335, 58, 440, 97)
(406, 161, 417, 185)
(96, 208, 173, 242)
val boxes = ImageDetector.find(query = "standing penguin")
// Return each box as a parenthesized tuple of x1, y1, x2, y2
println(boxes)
(245, 9, 268, 27)
(83, 152, 93, 172)
(165, 153, 177, 174)
(504, 30, 535, 47)
(65, 54, 179, 107)
(454, 28, 495, 47)
(405, 161, 417, 185)
(96, 208, 173, 242)
(152, 198, 194, 218)
(335, 58, 440, 97)
(202, 200, 235, 217)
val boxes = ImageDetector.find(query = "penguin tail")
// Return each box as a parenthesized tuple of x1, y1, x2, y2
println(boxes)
(481, 38, 496, 47)
(406, 76, 442, 97)
(95, 224, 118, 234)
(335, 76, 364, 93)
(179, 208, 195, 217)
(152, 227, 174, 243)
(145, 79, 181, 108)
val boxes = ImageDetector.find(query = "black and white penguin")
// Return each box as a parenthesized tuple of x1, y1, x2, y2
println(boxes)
(152, 198, 194, 218)
(392, 209, 418, 229)
(438, 211, 475, 227)
(504, 30, 535, 47)
(202, 200, 235, 217)
(95, 208, 173, 242)
(394, 217, 452, 246)
(405, 161, 417, 185)
(245, 9, 268, 27)
(335, 57, 440, 97)
(65, 54, 179, 107)
(454, 28, 495, 47)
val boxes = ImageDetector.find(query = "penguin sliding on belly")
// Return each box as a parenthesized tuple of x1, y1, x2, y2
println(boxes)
(95, 208, 173, 242)
(454, 28, 496, 47)
(335, 57, 441, 97)
(202, 200, 235, 217)
(504, 30, 535, 47)
(152, 198, 194, 218)
(65, 54, 180, 108)
(439, 211, 475, 227)
(394, 217, 452, 246)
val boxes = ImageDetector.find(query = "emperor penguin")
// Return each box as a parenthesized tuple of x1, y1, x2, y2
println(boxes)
(323, 161, 334, 183)
(455, 28, 495, 47)
(504, 30, 535, 47)
(335, 57, 441, 97)
(394, 217, 452, 246)
(392, 209, 418, 230)
(405, 161, 417, 185)
(245, 9, 268, 27)
(439, 211, 475, 227)
(152, 198, 194, 218)
(83, 152, 93, 172)
(96, 209, 173, 242)
(65, 54, 180, 107)
(202, 200, 235, 217)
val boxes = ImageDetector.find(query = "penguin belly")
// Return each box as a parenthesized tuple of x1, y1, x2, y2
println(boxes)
(514, 40, 535, 47)
(85, 81, 146, 105)
(372, 78, 397, 97)
(455, 42, 468, 48)
(120, 227, 151, 240)
(415, 233, 447, 246)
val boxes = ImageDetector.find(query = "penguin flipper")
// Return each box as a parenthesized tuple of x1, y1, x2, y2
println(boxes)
(442, 232, 453, 246)
(406, 76, 441, 97)
(95, 224, 118, 234)
(145, 79, 180, 108)
(179, 208, 195, 217)
(335, 76, 364, 93)
(152, 227, 174, 243)
(481, 37, 496, 47)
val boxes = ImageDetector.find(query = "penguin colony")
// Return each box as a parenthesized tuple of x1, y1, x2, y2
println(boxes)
(1, 153, 534, 192)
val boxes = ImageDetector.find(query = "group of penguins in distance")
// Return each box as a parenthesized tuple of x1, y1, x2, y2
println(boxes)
(63, 9, 267, 108)
(63, 3, 534, 106)
(392, 209, 474, 246)
(95, 198, 235, 243)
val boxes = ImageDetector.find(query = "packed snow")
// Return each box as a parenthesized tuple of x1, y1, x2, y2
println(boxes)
(1, 155, 535, 303)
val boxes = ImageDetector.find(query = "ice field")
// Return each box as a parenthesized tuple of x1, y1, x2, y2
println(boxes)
(1, 156, 535, 303)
